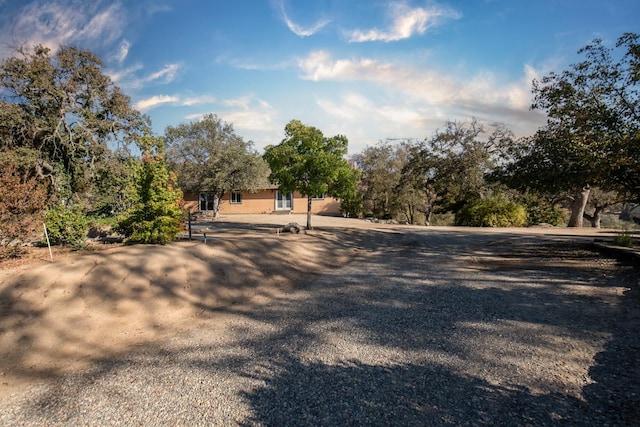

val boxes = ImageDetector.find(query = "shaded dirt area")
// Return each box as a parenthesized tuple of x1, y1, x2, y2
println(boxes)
(0, 217, 397, 395)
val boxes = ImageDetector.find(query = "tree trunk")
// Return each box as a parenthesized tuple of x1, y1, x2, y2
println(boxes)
(306, 195, 312, 230)
(212, 193, 221, 219)
(567, 187, 590, 227)
(584, 206, 604, 228)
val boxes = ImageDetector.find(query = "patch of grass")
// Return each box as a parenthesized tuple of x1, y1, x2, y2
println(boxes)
(613, 228, 634, 247)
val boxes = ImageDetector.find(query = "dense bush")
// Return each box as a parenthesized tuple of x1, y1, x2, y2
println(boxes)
(339, 192, 364, 218)
(44, 205, 89, 248)
(430, 212, 456, 226)
(456, 197, 528, 227)
(0, 153, 47, 249)
(520, 193, 566, 226)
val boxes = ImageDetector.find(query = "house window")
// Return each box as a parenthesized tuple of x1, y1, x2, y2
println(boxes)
(275, 191, 293, 210)
(230, 190, 242, 204)
(312, 193, 325, 200)
(199, 193, 215, 211)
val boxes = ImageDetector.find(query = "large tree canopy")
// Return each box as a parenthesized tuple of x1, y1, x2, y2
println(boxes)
(497, 33, 640, 226)
(263, 119, 358, 229)
(165, 113, 269, 217)
(0, 45, 148, 200)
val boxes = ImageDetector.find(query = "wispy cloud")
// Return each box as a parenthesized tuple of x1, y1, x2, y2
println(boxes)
(277, 1, 331, 37)
(346, 1, 461, 42)
(317, 92, 430, 132)
(298, 51, 536, 111)
(184, 95, 278, 140)
(300, 50, 546, 140)
(107, 62, 144, 84)
(135, 93, 216, 111)
(182, 95, 216, 106)
(0, 1, 126, 58)
(145, 63, 181, 84)
(111, 39, 130, 64)
(111, 63, 181, 89)
(135, 94, 179, 111)
(220, 96, 277, 131)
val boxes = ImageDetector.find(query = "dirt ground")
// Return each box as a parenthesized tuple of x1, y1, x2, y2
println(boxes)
(0, 214, 633, 397)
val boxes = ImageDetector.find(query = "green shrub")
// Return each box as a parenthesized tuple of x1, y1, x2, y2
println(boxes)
(613, 227, 634, 247)
(430, 212, 456, 226)
(44, 205, 89, 249)
(613, 232, 632, 247)
(339, 192, 364, 218)
(520, 193, 566, 226)
(456, 197, 528, 227)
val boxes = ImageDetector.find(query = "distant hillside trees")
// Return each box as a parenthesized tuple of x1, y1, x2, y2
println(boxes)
(352, 120, 516, 226)
(352, 141, 410, 219)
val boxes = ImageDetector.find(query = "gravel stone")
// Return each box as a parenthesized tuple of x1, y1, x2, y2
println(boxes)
(1, 228, 638, 426)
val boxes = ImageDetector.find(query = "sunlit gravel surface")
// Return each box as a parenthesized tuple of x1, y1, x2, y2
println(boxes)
(1, 228, 638, 426)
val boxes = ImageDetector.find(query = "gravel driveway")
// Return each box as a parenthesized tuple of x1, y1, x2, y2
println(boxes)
(1, 227, 638, 426)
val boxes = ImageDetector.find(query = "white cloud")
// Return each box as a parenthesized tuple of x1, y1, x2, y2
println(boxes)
(346, 1, 461, 42)
(277, 1, 331, 37)
(184, 96, 277, 133)
(300, 51, 547, 147)
(113, 39, 130, 64)
(317, 92, 429, 134)
(135, 95, 179, 111)
(317, 92, 375, 121)
(145, 63, 180, 84)
(221, 96, 277, 131)
(0, 1, 125, 58)
(107, 62, 144, 84)
(111, 63, 181, 89)
(298, 50, 539, 114)
(135, 93, 217, 111)
(182, 95, 216, 106)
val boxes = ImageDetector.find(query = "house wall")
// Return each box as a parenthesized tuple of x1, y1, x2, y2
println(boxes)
(183, 190, 342, 216)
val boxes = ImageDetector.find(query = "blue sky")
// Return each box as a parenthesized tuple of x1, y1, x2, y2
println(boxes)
(0, 0, 637, 154)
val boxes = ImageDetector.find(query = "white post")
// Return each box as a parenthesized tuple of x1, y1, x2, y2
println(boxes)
(43, 223, 53, 262)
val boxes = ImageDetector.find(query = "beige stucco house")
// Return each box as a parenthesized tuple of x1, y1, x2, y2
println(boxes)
(184, 187, 342, 216)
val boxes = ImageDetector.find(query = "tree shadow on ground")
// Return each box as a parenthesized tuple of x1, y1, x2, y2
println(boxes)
(234, 236, 640, 426)
(582, 265, 640, 425)
(239, 358, 585, 426)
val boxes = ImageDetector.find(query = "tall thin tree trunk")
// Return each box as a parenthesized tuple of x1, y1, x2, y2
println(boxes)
(213, 193, 221, 219)
(307, 195, 312, 230)
(567, 187, 590, 227)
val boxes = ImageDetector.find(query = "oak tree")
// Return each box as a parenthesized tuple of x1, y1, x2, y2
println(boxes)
(499, 33, 640, 226)
(165, 114, 269, 218)
(0, 45, 148, 203)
